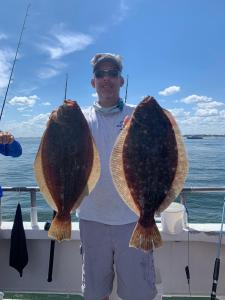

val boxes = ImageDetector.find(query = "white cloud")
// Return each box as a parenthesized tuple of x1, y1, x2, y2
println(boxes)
(181, 95, 212, 104)
(17, 107, 32, 112)
(42, 102, 51, 106)
(220, 110, 225, 117)
(175, 112, 225, 135)
(38, 60, 66, 79)
(168, 95, 225, 134)
(0, 49, 14, 92)
(18, 86, 38, 95)
(168, 108, 190, 118)
(2, 88, 224, 136)
(27, 113, 50, 125)
(92, 92, 98, 98)
(159, 86, 181, 96)
(171, 93, 225, 134)
(40, 30, 94, 59)
(2, 113, 50, 137)
(2, 103, 225, 137)
(38, 67, 60, 79)
(195, 108, 218, 117)
(21, 113, 32, 117)
(90, 1, 130, 36)
(89, 25, 107, 35)
(197, 101, 224, 109)
(179, 94, 225, 127)
(8, 95, 39, 108)
(0, 33, 7, 40)
(113, 0, 130, 24)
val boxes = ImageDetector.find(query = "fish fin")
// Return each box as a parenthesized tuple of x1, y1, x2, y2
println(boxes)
(129, 222, 162, 251)
(48, 212, 71, 242)
(72, 138, 101, 211)
(110, 120, 140, 216)
(156, 110, 189, 213)
(34, 135, 58, 212)
(86, 138, 101, 194)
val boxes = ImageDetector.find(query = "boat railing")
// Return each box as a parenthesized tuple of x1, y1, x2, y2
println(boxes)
(0, 186, 225, 229)
(0, 186, 40, 229)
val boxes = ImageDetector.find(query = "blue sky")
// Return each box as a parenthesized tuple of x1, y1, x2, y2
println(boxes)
(0, 0, 225, 137)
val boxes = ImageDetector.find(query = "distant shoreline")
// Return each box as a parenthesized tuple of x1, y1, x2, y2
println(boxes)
(183, 134, 225, 137)
(17, 134, 225, 139)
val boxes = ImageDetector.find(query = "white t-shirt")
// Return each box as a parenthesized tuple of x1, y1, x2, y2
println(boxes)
(76, 103, 138, 225)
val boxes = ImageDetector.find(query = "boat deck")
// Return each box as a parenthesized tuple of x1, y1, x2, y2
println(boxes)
(2, 293, 222, 300)
(3, 293, 83, 300)
(1, 187, 225, 300)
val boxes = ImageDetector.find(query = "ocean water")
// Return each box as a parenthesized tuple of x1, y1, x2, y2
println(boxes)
(0, 137, 225, 223)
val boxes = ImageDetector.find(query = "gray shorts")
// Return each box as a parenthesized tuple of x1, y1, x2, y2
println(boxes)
(79, 219, 157, 300)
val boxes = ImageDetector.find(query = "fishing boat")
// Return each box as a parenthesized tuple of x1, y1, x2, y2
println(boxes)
(186, 135, 204, 140)
(0, 187, 225, 300)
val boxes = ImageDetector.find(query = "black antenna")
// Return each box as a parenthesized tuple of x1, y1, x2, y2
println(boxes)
(124, 74, 129, 103)
(210, 198, 225, 300)
(181, 194, 191, 296)
(64, 73, 68, 101)
(185, 206, 191, 296)
(46, 210, 56, 282)
(0, 3, 31, 121)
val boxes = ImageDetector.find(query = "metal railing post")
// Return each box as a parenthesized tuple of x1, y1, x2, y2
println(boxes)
(30, 189, 39, 229)
(0, 197, 2, 228)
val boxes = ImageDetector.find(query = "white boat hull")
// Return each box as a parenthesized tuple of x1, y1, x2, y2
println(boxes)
(0, 222, 225, 299)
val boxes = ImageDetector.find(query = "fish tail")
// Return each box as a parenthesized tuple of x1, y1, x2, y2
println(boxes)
(48, 212, 71, 242)
(129, 222, 163, 251)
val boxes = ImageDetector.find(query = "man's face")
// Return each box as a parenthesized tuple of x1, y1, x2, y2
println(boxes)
(91, 61, 124, 106)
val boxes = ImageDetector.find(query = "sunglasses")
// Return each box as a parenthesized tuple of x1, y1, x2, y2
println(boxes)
(94, 69, 121, 78)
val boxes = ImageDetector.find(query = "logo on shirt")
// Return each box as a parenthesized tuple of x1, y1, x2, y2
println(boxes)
(116, 120, 124, 131)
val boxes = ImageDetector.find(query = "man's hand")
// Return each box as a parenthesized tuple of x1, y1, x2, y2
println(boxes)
(0, 131, 14, 144)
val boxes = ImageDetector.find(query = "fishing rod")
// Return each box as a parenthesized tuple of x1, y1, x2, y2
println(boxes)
(124, 74, 129, 103)
(47, 74, 69, 283)
(64, 73, 68, 101)
(46, 210, 56, 282)
(181, 194, 191, 295)
(184, 205, 191, 296)
(0, 3, 30, 121)
(210, 198, 225, 300)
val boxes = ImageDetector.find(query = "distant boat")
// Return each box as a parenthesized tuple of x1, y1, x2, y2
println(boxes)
(186, 135, 203, 139)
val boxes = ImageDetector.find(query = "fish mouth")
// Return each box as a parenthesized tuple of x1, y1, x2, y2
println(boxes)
(64, 99, 76, 107)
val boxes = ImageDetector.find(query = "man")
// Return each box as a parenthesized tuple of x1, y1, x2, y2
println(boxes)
(77, 53, 157, 300)
(0, 131, 22, 157)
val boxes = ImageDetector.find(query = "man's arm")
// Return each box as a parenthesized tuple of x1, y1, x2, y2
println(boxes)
(0, 131, 22, 157)
(0, 140, 22, 157)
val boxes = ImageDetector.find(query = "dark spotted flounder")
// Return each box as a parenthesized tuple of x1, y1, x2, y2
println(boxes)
(110, 96, 188, 251)
(34, 99, 100, 241)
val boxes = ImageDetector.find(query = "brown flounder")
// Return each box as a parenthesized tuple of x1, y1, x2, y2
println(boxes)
(34, 99, 100, 241)
(110, 96, 188, 251)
